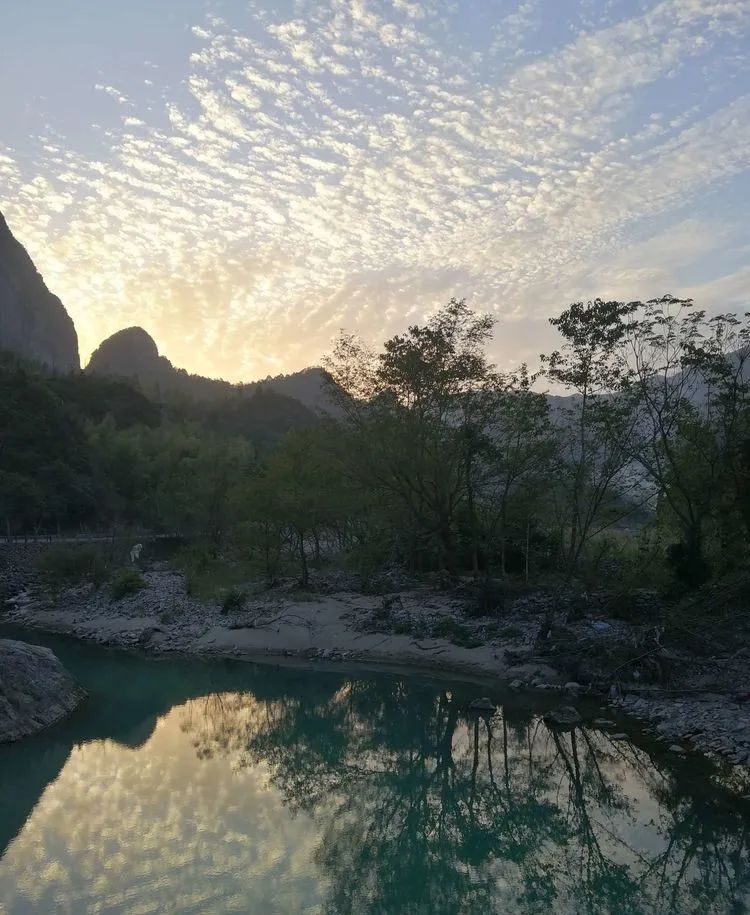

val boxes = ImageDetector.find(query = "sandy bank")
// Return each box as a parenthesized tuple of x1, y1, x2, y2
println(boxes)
(3, 570, 750, 776)
(3, 584, 558, 686)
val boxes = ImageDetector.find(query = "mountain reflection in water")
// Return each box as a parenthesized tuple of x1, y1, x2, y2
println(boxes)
(0, 634, 748, 914)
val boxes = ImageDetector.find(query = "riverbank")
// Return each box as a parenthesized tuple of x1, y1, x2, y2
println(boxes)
(0, 638, 85, 742)
(3, 570, 560, 683)
(3, 562, 750, 776)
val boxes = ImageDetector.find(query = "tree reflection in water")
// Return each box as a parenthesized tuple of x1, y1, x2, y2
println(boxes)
(180, 679, 750, 915)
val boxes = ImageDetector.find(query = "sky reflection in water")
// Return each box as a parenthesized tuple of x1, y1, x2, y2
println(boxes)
(0, 640, 748, 914)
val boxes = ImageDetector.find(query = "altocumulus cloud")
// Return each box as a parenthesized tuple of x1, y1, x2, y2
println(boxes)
(1, 0, 749, 379)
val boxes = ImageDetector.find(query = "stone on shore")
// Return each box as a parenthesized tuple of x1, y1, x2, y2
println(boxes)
(469, 697, 496, 712)
(0, 639, 85, 742)
(544, 705, 581, 728)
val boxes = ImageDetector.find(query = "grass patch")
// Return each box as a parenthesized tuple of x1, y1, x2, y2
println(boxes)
(111, 568, 147, 601)
(36, 547, 111, 594)
(393, 618, 428, 638)
(220, 586, 247, 614)
(430, 617, 483, 648)
(174, 545, 257, 602)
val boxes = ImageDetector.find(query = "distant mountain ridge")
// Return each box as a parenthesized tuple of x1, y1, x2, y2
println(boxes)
(0, 211, 79, 371)
(86, 325, 336, 413)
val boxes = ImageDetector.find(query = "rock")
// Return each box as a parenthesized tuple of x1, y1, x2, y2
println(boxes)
(0, 210, 79, 370)
(381, 594, 404, 614)
(668, 744, 686, 754)
(136, 626, 166, 648)
(544, 705, 581, 728)
(504, 646, 534, 665)
(0, 639, 85, 742)
(564, 681, 582, 693)
(593, 718, 615, 727)
(610, 733, 628, 740)
(469, 697, 496, 712)
(509, 679, 522, 690)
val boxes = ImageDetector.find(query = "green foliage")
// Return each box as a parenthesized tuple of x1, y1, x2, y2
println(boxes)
(0, 364, 100, 531)
(48, 373, 161, 429)
(430, 617, 483, 648)
(220, 586, 247, 614)
(111, 568, 148, 601)
(462, 577, 505, 618)
(36, 547, 111, 592)
(175, 545, 257, 601)
(198, 386, 318, 450)
(4, 293, 750, 599)
(325, 299, 498, 576)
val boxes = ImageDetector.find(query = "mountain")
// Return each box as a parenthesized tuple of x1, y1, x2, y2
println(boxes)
(0, 211, 79, 371)
(195, 386, 320, 449)
(85, 326, 223, 399)
(87, 325, 337, 412)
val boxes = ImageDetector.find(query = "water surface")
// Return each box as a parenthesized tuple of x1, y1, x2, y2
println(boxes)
(0, 628, 748, 914)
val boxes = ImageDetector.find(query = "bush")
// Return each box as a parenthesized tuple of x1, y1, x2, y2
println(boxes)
(666, 540, 711, 590)
(430, 617, 483, 648)
(36, 547, 111, 593)
(220, 586, 246, 614)
(111, 568, 147, 601)
(463, 577, 505, 618)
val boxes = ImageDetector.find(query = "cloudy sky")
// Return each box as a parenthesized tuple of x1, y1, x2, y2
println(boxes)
(2, 0, 749, 381)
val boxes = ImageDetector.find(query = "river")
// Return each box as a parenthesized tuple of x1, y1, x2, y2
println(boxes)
(0, 627, 748, 914)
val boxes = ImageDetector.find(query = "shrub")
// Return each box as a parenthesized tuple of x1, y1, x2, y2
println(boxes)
(463, 577, 505, 618)
(36, 547, 111, 593)
(430, 617, 483, 648)
(111, 568, 147, 601)
(220, 586, 246, 614)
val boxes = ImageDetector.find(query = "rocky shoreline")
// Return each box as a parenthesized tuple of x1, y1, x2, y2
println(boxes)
(0, 638, 85, 742)
(2, 556, 749, 778)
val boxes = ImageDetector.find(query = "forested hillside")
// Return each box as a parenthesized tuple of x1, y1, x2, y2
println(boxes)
(5, 295, 749, 598)
(0, 354, 318, 537)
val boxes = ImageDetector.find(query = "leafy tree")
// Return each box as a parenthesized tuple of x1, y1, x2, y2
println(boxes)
(326, 299, 496, 574)
(247, 427, 349, 585)
(483, 365, 555, 577)
(617, 296, 750, 583)
(0, 471, 42, 537)
(541, 299, 642, 575)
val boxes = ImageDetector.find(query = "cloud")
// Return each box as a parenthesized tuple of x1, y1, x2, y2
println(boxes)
(1, 0, 749, 379)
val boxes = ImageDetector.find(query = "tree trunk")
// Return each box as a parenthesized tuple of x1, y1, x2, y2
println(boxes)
(524, 517, 530, 584)
(298, 528, 308, 587)
(438, 520, 457, 577)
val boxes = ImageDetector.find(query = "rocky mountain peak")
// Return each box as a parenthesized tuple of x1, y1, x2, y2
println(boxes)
(87, 326, 162, 377)
(0, 211, 79, 371)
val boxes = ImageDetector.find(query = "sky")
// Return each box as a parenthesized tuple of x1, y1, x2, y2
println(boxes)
(1, 0, 749, 382)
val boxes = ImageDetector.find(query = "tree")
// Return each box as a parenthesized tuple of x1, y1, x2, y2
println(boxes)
(247, 427, 346, 585)
(325, 299, 496, 575)
(541, 299, 641, 575)
(617, 296, 750, 584)
(483, 365, 555, 578)
(0, 471, 42, 538)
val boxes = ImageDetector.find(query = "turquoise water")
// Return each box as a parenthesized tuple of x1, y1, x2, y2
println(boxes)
(0, 629, 748, 914)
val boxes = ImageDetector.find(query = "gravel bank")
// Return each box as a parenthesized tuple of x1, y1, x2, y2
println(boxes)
(2, 562, 749, 775)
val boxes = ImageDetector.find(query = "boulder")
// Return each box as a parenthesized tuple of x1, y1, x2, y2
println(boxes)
(544, 705, 581, 728)
(0, 639, 85, 742)
(469, 697, 496, 712)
